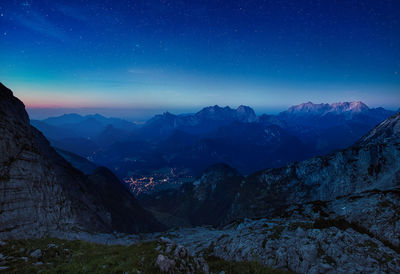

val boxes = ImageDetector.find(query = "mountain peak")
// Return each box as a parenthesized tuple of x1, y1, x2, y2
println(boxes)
(195, 105, 256, 122)
(0, 82, 13, 98)
(0, 82, 29, 124)
(146, 111, 177, 125)
(55, 113, 84, 120)
(92, 113, 106, 119)
(330, 101, 369, 112)
(200, 105, 226, 112)
(236, 105, 253, 112)
(285, 101, 370, 116)
(236, 105, 257, 122)
(286, 102, 330, 114)
(163, 111, 175, 116)
(196, 105, 233, 118)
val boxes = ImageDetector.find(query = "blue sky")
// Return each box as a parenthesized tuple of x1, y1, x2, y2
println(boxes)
(0, 0, 399, 120)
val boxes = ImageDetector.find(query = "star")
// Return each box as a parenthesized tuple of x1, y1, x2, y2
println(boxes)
(21, 1, 31, 7)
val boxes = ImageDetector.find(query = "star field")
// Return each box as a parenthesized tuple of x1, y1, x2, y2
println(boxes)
(0, 0, 399, 119)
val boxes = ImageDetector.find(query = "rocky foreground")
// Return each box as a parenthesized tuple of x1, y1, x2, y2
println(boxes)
(1, 205, 399, 274)
(3, 186, 399, 273)
(0, 236, 281, 273)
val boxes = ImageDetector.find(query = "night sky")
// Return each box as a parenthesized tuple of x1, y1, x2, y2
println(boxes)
(1, 0, 399, 119)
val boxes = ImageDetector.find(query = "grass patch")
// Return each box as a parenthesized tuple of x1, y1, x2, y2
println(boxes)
(1, 238, 161, 274)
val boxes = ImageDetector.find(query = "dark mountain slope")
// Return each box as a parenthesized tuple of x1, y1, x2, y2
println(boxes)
(225, 113, 400, 222)
(141, 113, 400, 229)
(0, 83, 162, 238)
(55, 148, 98, 174)
(87, 167, 161, 233)
(94, 125, 131, 147)
(139, 164, 244, 227)
(32, 113, 136, 141)
(242, 114, 400, 215)
(30, 119, 79, 140)
(51, 137, 99, 158)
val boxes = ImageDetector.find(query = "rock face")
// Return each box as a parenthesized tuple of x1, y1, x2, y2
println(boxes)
(155, 237, 209, 274)
(0, 83, 162, 239)
(231, 112, 400, 220)
(169, 210, 400, 273)
(357, 113, 400, 146)
(162, 185, 400, 273)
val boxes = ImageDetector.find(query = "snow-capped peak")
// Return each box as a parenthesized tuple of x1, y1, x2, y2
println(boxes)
(284, 101, 369, 116)
(330, 101, 369, 113)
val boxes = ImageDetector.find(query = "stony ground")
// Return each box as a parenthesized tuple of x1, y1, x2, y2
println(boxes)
(167, 218, 400, 274)
(0, 237, 281, 274)
(1, 189, 399, 274)
(1, 194, 399, 274)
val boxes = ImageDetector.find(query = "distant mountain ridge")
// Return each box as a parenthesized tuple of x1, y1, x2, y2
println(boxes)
(195, 105, 257, 122)
(31, 113, 136, 140)
(142, 105, 257, 138)
(34, 101, 395, 128)
(31, 100, 397, 192)
(42, 113, 136, 130)
(143, 101, 395, 132)
(284, 101, 369, 115)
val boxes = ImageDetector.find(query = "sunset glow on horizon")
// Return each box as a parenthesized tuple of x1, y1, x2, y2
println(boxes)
(1, 0, 399, 119)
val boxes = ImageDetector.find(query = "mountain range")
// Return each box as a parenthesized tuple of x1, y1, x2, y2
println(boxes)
(30, 98, 397, 197)
(1, 82, 399, 272)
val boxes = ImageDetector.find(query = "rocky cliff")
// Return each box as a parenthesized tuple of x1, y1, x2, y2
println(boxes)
(0, 83, 162, 239)
(232, 112, 400, 220)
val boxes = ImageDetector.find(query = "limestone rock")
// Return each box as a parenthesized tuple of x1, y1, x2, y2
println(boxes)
(30, 249, 42, 259)
(156, 254, 176, 272)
